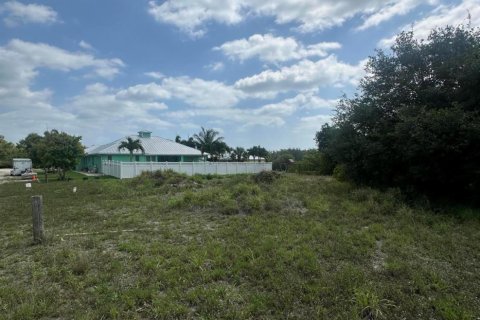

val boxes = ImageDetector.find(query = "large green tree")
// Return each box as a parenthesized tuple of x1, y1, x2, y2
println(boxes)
(17, 133, 43, 167)
(39, 130, 84, 180)
(316, 25, 480, 201)
(247, 145, 268, 162)
(175, 135, 198, 149)
(118, 137, 145, 162)
(230, 147, 248, 162)
(0, 135, 23, 168)
(193, 127, 228, 160)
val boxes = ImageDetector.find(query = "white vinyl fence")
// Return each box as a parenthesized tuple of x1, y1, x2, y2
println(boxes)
(101, 161, 272, 179)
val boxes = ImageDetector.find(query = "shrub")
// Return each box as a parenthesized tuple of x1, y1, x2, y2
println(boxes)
(333, 164, 348, 181)
(253, 170, 280, 184)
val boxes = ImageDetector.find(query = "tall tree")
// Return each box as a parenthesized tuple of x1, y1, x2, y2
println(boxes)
(193, 127, 225, 159)
(247, 145, 268, 162)
(118, 137, 145, 162)
(0, 135, 23, 168)
(316, 25, 480, 201)
(39, 130, 84, 180)
(17, 133, 43, 167)
(230, 147, 247, 162)
(175, 135, 198, 149)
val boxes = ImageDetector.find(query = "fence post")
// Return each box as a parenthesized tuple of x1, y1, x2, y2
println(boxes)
(32, 195, 44, 244)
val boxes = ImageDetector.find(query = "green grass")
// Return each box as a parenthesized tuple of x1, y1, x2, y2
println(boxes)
(0, 172, 479, 319)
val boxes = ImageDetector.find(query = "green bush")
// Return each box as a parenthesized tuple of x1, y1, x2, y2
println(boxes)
(291, 150, 335, 175)
(253, 170, 280, 184)
(333, 164, 348, 181)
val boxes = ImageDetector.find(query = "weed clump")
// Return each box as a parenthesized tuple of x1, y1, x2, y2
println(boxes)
(131, 170, 198, 188)
(253, 170, 281, 184)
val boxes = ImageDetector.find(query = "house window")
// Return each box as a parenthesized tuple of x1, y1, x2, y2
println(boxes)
(135, 155, 140, 162)
(157, 155, 180, 162)
(107, 155, 112, 161)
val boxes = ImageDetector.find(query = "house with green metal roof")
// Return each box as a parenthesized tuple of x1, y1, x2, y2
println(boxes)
(78, 131, 204, 172)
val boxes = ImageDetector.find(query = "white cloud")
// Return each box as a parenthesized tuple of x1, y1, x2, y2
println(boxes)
(4, 39, 124, 80)
(215, 33, 341, 63)
(68, 83, 170, 123)
(0, 39, 125, 116)
(0, 1, 58, 27)
(205, 61, 225, 72)
(379, 0, 480, 47)
(235, 55, 366, 97)
(254, 92, 337, 117)
(144, 71, 165, 79)
(292, 113, 333, 139)
(79, 40, 94, 51)
(357, 0, 436, 31)
(116, 83, 171, 101)
(165, 91, 337, 129)
(148, 0, 435, 37)
(148, 0, 244, 38)
(0, 40, 131, 142)
(161, 77, 242, 108)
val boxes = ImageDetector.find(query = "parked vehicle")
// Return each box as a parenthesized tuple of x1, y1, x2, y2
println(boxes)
(10, 158, 32, 176)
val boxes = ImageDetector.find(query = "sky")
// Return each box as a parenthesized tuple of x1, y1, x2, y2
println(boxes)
(0, 0, 478, 150)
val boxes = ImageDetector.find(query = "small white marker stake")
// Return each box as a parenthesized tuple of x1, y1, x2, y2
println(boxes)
(25, 183, 32, 188)
(73, 187, 77, 193)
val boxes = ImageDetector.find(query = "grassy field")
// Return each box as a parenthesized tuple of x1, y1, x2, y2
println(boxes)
(0, 172, 479, 319)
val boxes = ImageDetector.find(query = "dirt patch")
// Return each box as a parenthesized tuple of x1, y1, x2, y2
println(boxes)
(373, 240, 386, 271)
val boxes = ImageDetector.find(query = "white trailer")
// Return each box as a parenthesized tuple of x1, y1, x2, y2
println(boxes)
(10, 158, 32, 176)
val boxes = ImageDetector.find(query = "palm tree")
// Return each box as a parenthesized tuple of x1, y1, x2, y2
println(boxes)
(193, 127, 224, 159)
(231, 147, 247, 162)
(117, 137, 145, 162)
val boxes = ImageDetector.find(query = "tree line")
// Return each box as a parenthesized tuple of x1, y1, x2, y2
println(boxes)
(314, 25, 480, 202)
(0, 130, 84, 180)
(175, 127, 268, 162)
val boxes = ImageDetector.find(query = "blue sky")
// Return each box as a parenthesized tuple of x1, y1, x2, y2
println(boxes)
(0, 0, 477, 150)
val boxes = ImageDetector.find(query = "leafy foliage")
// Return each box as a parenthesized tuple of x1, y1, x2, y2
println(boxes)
(0, 135, 24, 168)
(17, 133, 43, 166)
(247, 145, 268, 162)
(230, 147, 248, 161)
(193, 127, 230, 160)
(39, 130, 84, 180)
(291, 150, 335, 175)
(316, 25, 480, 202)
(175, 135, 198, 149)
(118, 137, 145, 161)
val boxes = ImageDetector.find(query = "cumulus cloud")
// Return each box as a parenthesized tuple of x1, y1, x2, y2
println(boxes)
(235, 55, 366, 97)
(215, 33, 341, 63)
(144, 71, 165, 79)
(79, 40, 94, 51)
(148, 0, 434, 37)
(68, 83, 170, 123)
(148, 0, 244, 38)
(0, 40, 133, 142)
(379, 0, 480, 48)
(161, 77, 242, 108)
(4, 39, 124, 80)
(0, 1, 58, 27)
(166, 91, 337, 129)
(357, 0, 436, 31)
(0, 39, 124, 115)
(205, 61, 225, 72)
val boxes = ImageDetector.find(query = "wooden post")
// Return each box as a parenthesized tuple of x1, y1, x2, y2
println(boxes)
(32, 195, 44, 244)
